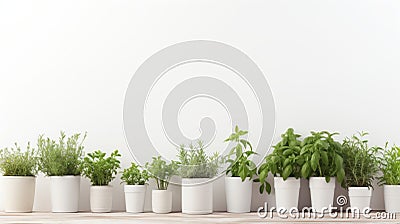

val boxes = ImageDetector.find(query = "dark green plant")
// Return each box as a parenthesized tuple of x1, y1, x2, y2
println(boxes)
(342, 132, 379, 188)
(178, 141, 222, 178)
(121, 162, 149, 185)
(38, 132, 86, 176)
(224, 126, 257, 181)
(146, 156, 178, 190)
(379, 144, 400, 185)
(257, 128, 303, 194)
(0, 143, 38, 176)
(300, 131, 345, 184)
(81, 150, 121, 186)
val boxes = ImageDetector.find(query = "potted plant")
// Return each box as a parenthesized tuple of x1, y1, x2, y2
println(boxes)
(178, 141, 221, 214)
(342, 132, 379, 212)
(224, 126, 256, 213)
(257, 128, 302, 212)
(81, 150, 121, 213)
(121, 162, 149, 213)
(146, 156, 178, 213)
(0, 143, 38, 212)
(300, 131, 345, 213)
(37, 131, 86, 212)
(379, 144, 400, 213)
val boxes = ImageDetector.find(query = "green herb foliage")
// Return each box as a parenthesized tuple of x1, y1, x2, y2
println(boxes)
(38, 132, 86, 176)
(121, 162, 149, 185)
(146, 156, 178, 190)
(379, 144, 400, 185)
(0, 143, 38, 176)
(257, 128, 302, 194)
(81, 150, 121, 186)
(178, 141, 221, 178)
(300, 131, 345, 184)
(342, 132, 379, 188)
(224, 126, 257, 181)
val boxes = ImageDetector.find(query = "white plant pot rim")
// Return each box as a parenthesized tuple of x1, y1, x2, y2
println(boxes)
(348, 186, 371, 189)
(384, 184, 400, 188)
(91, 185, 112, 188)
(182, 178, 212, 186)
(124, 184, 146, 192)
(153, 189, 170, 192)
(225, 176, 253, 181)
(2, 176, 36, 179)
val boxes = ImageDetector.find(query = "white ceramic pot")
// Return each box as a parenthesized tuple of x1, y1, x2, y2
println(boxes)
(152, 190, 172, 214)
(124, 185, 146, 213)
(309, 177, 335, 213)
(225, 176, 252, 213)
(2, 176, 36, 212)
(348, 187, 372, 212)
(90, 185, 113, 213)
(274, 177, 300, 212)
(50, 176, 81, 212)
(182, 178, 213, 214)
(384, 185, 400, 213)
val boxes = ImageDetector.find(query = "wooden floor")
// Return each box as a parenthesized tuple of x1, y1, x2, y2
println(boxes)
(0, 212, 399, 224)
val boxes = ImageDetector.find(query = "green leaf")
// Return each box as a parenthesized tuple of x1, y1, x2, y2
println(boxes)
(311, 152, 320, 171)
(301, 162, 310, 178)
(282, 165, 292, 180)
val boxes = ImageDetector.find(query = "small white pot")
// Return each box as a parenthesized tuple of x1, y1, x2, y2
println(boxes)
(384, 185, 400, 213)
(309, 177, 335, 213)
(2, 176, 36, 212)
(50, 176, 81, 212)
(182, 178, 213, 214)
(152, 190, 172, 214)
(348, 187, 372, 212)
(274, 177, 300, 212)
(90, 185, 113, 213)
(124, 185, 146, 213)
(225, 176, 252, 213)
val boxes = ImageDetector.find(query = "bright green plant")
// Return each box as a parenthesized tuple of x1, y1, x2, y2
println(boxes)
(257, 128, 303, 194)
(38, 132, 86, 176)
(0, 143, 38, 176)
(121, 162, 149, 185)
(224, 126, 257, 181)
(300, 131, 345, 184)
(379, 144, 400, 185)
(342, 132, 379, 188)
(146, 156, 178, 190)
(81, 150, 121, 186)
(178, 141, 222, 178)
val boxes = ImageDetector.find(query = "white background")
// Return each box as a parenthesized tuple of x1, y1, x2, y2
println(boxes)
(1, 0, 400, 211)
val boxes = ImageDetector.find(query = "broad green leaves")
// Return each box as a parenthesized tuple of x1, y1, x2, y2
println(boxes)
(81, 150, 121, 186)
(257, 128, 302, 194)
(146, 156, 178, 190)
(225, 126, 257, 182)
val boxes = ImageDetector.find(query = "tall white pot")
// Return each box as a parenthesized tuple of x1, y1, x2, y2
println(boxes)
(225, 176, 252, 213)
(50, 176, 81, 212)
(124, 185, 146, 213)
(348, 187, 372, 212)
(182, 178, 213, 214)
(152, 190, 172, 214)
(274, 177, 300, 212)
(2, 176, 36, 212)
(384, 185, 400, 213)
(90, 185, 113, 213)
(309, 177, 335, 213)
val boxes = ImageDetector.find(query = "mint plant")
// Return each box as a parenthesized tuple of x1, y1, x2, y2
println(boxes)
(300, 131, 345, 184)
(121, 162, 149, 185)
(81, 150, 121, 186)
(224, 126, 257, 181)
(257, 128, 303, 194)
(146, 156, 178, 190)
(0, 143, 38, 176)
(38, 132, 86, 176)
(342, 132, 379, 188)
(379, 144, 400, 185)
(178, 141, 221, 178)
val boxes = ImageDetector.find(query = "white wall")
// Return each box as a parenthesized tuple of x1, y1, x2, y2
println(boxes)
(1, 0, 400, 211)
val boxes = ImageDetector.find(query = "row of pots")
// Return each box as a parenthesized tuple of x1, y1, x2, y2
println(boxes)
(3, 176, 400, 213)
